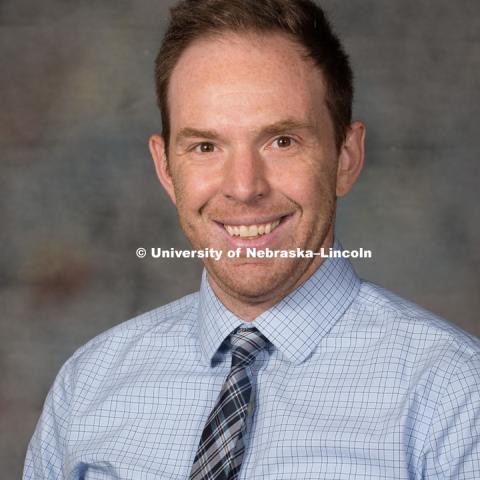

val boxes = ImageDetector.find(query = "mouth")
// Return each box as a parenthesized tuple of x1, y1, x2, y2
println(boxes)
(223, 219, 281, 238)
(218, 215, 291, 240)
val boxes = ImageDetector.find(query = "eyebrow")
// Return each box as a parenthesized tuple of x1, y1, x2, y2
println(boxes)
(175, 127, 222, 144)
(260, 119, 314, 136)
(175, 119, 314, 144)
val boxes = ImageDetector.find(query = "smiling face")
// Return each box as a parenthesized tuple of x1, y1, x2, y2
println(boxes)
(150, 32, 364, 319)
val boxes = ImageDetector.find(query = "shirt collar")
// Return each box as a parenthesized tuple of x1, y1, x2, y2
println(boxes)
(197, 240, 361, 366)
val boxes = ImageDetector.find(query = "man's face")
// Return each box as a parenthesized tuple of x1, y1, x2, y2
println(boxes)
(151, 32, 363, 316)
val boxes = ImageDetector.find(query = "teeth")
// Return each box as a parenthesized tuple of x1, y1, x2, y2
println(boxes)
(224, 219, 281, 238)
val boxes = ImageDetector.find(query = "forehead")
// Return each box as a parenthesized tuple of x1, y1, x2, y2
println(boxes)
(168, 31, 328, 133)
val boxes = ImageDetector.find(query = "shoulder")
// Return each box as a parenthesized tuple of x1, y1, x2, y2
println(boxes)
(29, 291, 200, 445)
(63, 291, 199, 378)
(341, 280, 480, 399)
(345, 281, 480, 440)
(349, 280, 480, 356)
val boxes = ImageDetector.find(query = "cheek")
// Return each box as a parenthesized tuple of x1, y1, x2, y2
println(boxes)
(172, 165, 219, 212)
(273, 161, 337, 208)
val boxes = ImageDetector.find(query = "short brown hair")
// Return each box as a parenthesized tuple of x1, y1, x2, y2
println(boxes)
(155, 0, 353, 151)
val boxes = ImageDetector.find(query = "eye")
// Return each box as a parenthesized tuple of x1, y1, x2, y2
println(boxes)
(193, 142, 216, 153)
(272, 136, 295, 149)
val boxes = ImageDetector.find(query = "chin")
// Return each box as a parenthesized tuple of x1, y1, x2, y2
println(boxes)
(207, 257, 308, 303)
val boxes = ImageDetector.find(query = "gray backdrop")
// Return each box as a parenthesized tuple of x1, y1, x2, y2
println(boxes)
(1, 0, 479, 477)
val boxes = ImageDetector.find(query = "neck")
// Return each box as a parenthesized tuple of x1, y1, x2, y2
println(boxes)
(208, 233, 335, 321)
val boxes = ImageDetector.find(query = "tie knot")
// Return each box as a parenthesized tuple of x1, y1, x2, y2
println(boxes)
(230, 326, 269, 368)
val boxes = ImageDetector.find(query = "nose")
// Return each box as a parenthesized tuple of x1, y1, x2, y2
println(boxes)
(221, 147, 270, 203)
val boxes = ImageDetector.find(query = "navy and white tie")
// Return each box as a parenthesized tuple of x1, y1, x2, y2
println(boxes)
(190, 326, 270, 480)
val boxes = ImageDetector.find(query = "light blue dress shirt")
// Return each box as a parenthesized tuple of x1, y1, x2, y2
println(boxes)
(24, 246, 480, 479)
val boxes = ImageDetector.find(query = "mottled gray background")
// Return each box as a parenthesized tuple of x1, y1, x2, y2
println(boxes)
(1, 0, 479, 476)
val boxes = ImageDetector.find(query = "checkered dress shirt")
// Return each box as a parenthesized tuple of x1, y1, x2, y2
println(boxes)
(24, 242, 480, 479)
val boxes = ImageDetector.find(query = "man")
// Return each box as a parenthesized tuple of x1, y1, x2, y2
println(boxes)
(24, 0, 480, 479)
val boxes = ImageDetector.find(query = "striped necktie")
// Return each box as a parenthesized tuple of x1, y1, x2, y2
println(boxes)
(190, 326, 270, 480)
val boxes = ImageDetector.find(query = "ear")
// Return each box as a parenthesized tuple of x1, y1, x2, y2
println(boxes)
(149, 134, 177, 205)
(336, 121, 365, 197)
